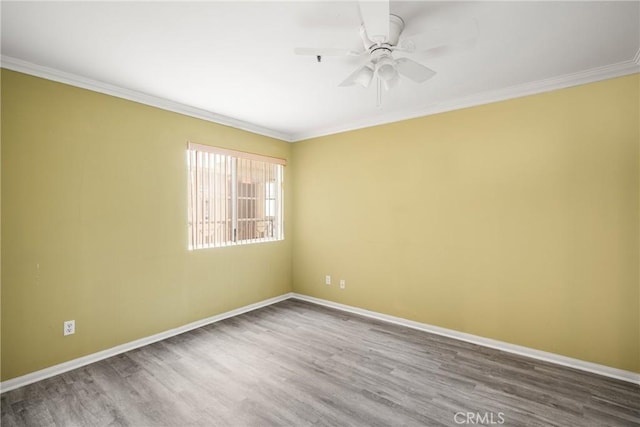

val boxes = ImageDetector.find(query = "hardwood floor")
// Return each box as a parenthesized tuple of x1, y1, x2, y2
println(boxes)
(2, 299, 639, 426)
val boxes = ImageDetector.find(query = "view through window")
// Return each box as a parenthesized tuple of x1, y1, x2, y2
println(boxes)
(187, 142, 285, 250)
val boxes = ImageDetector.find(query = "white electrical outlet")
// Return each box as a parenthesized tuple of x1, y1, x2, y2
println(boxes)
(325, 275, 331, 285)
(340, 279, 346, 289)
(63, 320, 75, 336)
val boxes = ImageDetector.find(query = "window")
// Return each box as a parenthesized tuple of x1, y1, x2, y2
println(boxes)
(187, 142, 285, 250)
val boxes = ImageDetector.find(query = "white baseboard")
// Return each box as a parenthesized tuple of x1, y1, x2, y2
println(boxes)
(3, 291, 638, 392)
(0, 293, 294, 393)
(291, 293, 640, 385)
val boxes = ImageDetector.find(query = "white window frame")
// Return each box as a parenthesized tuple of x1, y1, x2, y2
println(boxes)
(187, 142, 285, 250)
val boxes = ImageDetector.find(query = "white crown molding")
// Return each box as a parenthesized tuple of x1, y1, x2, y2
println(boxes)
(0, 292, 294, 393)
(2, 55, 638, 144)
(0, 56, 293, 143)
(290, 59, 640, 142)
(291, 293, 640, 385)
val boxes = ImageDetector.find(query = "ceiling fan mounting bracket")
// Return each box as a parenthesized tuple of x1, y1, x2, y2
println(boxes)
(359, 14, 405, 49)
(387, 14, 405, 46)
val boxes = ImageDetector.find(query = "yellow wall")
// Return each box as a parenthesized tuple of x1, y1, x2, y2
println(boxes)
(2, 68, 638, 381)
(291, 74, 640, 373)
(1, 70, 292, 380)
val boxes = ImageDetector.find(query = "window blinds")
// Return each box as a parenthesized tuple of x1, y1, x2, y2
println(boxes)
(187, 142, 285, 250)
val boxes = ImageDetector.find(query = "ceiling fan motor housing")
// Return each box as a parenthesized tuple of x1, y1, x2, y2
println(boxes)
(375, 55, 397, 81)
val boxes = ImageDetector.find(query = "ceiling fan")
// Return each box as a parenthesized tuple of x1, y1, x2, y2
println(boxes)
(294, 1, 477, 103)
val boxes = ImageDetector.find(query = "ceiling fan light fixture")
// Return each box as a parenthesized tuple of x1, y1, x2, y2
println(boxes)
(355, 64, 375, 87)
(376, 56, 397, 81)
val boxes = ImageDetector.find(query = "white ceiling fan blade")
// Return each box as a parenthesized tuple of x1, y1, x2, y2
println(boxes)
(339, 63, 375, 88)
(294, 47, 361, 57)
(395, 58, 436, 83)
(395, 37, 477, 62)
(398, 19, 478, 53)
(359, 0, 389, 44)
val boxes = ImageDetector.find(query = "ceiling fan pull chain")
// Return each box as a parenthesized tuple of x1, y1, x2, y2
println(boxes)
(376, 78, 382, 107)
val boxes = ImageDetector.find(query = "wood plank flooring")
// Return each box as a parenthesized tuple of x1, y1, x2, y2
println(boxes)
(2, 299, 639, 426)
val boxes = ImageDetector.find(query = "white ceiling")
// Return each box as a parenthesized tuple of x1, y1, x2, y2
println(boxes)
(2, 1, 639, 142)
